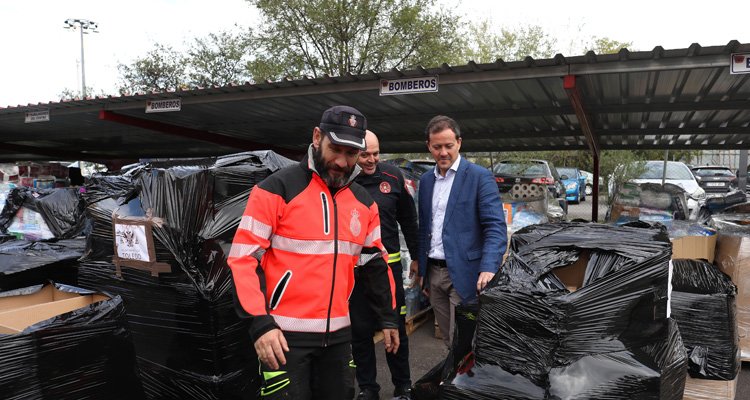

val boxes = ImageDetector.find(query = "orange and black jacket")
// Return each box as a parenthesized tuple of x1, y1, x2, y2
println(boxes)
(228, 145, 398, 347)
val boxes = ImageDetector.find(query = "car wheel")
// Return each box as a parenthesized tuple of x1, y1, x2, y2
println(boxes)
(581, 187, 586, 202)
(585, 184, 593, 196)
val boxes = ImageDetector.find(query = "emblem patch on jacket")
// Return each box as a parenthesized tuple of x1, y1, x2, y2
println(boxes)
(379, 181, 391, 194)
(350, 209, 362, 236)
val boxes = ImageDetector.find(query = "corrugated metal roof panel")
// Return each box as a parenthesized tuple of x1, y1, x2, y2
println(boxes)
(2, 41, 750, 161)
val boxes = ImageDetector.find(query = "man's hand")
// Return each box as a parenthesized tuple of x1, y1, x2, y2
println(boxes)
(254, 328, 289, 370)
(477, 271, 495, 292)
(382, 328, 400, 354)
(408, 260, 419, 288)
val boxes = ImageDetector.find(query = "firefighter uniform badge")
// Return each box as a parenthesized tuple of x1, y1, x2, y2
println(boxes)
(379, 181, 391, 194)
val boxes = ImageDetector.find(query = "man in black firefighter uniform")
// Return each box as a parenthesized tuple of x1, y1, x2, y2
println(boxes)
(351, 130, 419, 400)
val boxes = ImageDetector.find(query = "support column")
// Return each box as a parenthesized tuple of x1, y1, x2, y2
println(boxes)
(740, 150, 748, 193)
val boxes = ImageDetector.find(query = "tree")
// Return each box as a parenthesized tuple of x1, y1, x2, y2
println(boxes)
(245, 0, 463, 81)
(187, 30, 255, 87)
(584, 37, 633, 54)
(117, 44, 188, 95)
(58, 87, 108, 100)
(463, 20, 557, 63)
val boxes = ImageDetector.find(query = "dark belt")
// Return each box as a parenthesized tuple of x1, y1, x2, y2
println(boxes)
(428, 258, 448, 268)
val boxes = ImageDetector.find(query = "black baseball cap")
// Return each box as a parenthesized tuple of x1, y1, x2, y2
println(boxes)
(319, 105, 367, 150)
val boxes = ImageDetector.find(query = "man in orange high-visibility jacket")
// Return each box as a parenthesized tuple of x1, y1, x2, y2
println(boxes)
(228, 105, 400, 400)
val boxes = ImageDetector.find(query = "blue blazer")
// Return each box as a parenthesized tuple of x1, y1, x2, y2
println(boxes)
(417, 157, 507, 302)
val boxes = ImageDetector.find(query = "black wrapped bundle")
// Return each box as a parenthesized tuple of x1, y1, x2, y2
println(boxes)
(441, 222, 687, 399)
(0, 187, 85, 240)
(0, 283, 143, 399)
(78, 151, 293, 400)
(412, 303, 479, 400)
(0, 238, 83, 291)
(441, 319, 686, 400)
(671, 259, 739, 380)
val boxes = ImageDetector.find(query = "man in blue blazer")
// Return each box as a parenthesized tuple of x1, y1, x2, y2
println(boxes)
(412, 115, 507, 347)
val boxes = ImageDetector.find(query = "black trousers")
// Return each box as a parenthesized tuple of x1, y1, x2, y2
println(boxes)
(350, 261, 410, 392)
(258, 341, 354, 400)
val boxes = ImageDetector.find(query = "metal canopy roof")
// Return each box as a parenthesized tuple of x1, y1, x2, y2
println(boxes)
(1, 41, 750, 163)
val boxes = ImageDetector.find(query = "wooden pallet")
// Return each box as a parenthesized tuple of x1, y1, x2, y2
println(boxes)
(373, 306, 433, 344)
(406, 306, 432, 335)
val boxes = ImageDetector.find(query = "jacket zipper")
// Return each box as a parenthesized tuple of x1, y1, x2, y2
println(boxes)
(324, 190, 339, 347)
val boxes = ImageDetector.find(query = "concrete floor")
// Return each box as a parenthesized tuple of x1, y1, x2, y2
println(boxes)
(364, 312, 750, 400)
(361, 312, 445, 399)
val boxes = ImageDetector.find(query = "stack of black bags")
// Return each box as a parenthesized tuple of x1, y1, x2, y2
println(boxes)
(77, 151, 293, 399)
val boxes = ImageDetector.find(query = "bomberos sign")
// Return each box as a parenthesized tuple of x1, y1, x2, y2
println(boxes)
(380, 76, 438, 96)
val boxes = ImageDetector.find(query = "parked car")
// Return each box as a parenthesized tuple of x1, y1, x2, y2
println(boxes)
(557, 167, 586, 203)
(691, 165, 738, 196)
(614, 160, 706, 220)
(382, 158, 434, 200)
(491, 159, 568, 215)
(580, 170, 604, 196)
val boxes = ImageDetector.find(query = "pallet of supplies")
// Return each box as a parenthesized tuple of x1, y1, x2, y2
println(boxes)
(0, 282, 143, 399)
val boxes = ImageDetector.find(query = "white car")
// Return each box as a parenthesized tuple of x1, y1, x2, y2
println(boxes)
(580, 170, 604, 196)
(629, 161, 706, 220)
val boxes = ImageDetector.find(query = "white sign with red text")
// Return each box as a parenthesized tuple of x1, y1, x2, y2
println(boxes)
(731, 53, 750, 74)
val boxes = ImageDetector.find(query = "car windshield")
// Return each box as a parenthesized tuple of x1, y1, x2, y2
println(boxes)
(557, 167, 576, 177)
(693, 168, 734, 177)
(637, 162, 694, 180)
(493, 162, 546, 176)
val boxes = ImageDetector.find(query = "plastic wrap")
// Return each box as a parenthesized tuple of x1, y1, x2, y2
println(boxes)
(0, 233, 13, 244)
(668, 221, 716, 238)
(0, 282, 143, 399)
(439, 222, 687, 399)
(500, 184, 565, 234)
(78, 151, 293, 399)
(0, 238, 83, 290)
(608, 182, 689, 224)
(711, 211, 750, 360)
(0, 187, 85, 240)
(412, 303, 479, 400)
(0, 182, 16, 209)
(704, 190, 745, 213)
(670, 259, 739, 380)
(441, 320, 686, 400)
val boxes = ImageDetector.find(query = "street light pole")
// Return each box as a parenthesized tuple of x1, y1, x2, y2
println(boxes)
(64, 18, 98, 98)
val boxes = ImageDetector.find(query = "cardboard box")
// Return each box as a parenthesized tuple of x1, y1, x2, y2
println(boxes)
(0, 284, 108, 334)
(553, 250, 589, 292)
(714, 233, 750, 359)
(682, 375, 737, 400)
(672, 234, 717, 263)
(609, 203, 640, 222)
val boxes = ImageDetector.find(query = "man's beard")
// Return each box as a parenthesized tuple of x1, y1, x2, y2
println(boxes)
(313, 145, 353, 188)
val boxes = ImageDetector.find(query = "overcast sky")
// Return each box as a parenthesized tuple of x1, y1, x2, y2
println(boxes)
(1, 0, 746, 107)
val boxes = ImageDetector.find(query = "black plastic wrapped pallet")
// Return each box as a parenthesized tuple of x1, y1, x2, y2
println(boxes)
(671, 259, 740, 380)
(439, 222, 687, 399)
(0, 282, 143, 399)
(441, 319, 687, 400)
(0, 186, 85, 239)
(78, 151, 294, 400)
(0, 238, 83, 291)
(412, 303, 479, 400)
